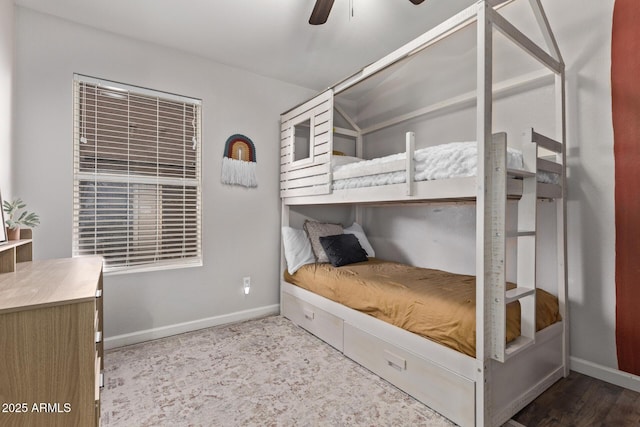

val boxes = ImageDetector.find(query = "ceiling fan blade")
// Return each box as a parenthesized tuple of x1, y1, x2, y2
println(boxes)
(309, 0, 335, 25)
(409, 0, 425, 4)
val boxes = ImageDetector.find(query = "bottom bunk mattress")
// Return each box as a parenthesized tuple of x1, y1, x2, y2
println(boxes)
(283, 258, 561, 357)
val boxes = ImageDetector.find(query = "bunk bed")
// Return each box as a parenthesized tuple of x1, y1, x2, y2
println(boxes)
(279, 1, 567, 426)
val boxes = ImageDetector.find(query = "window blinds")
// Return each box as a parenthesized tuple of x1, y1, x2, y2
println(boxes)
(73, 75, 202, 273)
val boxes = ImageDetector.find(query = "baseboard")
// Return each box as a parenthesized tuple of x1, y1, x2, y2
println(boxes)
(570, 356, 640, 393)
(104, 304, 281, 350)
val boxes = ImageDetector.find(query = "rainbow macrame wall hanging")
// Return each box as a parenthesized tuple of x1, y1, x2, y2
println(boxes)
(221, 134, 257, 188)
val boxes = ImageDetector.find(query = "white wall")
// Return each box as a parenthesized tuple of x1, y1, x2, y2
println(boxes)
(551, 0, 617, 371)
(0, 0, 14, 200)
(13, 7, 315, 344)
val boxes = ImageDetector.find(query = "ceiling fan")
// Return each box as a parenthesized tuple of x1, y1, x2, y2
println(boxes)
(309, 0, 425, 25)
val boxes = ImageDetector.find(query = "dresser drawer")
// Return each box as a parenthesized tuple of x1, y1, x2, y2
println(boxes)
(343, 323, 475, 427)
(282, 292, 343, 351)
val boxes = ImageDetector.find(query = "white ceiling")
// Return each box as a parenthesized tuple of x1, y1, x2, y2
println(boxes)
(15, 0, 476, 91)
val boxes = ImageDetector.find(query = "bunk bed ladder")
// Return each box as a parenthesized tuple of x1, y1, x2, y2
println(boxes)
(494, 130, 539, 363)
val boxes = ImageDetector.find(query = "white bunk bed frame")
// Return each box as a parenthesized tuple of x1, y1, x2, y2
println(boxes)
(279, 1, 568, 426)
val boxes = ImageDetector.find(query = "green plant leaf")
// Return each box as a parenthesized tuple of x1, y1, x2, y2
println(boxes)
(2, 198, 39, 228)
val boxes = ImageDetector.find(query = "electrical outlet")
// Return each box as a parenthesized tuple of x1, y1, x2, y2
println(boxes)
(243, 276, 251, 295)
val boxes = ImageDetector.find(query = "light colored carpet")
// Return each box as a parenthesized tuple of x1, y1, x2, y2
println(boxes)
(101, 315, 456, 426)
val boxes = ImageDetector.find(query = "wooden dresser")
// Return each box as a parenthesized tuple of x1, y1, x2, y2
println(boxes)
(0, 236, 104, 427)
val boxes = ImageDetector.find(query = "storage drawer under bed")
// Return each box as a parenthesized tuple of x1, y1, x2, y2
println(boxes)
(282, 292, 344, 351)
(343, 323, 475, 427)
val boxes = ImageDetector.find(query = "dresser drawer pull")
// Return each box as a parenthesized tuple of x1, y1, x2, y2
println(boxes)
(95, 289, 102, 298)
(303, 308, 315, 321)
(95, 331, 102, 344)
(99, 372, 104, 389)
(384, 350, 407, 371)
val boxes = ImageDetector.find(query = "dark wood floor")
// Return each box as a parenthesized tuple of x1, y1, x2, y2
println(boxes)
(512, 371, 640, 426)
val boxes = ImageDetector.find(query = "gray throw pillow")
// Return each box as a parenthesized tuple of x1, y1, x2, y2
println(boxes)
(303, 220, 343, 263)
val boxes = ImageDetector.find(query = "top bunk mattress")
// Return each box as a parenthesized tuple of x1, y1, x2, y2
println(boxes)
(331, 141, 558, 191)
(284, 258, 561, 357)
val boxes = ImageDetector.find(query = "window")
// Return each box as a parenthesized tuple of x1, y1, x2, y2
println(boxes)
(290, 112, 314, 166)
(293, 118, 312, 162)
(73, 75, 202, 273)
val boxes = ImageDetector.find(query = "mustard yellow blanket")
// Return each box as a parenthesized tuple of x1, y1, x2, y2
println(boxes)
(285, 258, 560, 357)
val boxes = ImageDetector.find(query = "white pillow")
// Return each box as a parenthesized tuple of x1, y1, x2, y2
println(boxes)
(281, 226, 316, 274)
(344, 222, 375, 257)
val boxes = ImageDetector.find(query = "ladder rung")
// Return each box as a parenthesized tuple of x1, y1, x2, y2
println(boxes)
(506, 287, 535, 304)
(505, 336, 535, 360)
(538, 158, 563, 175)
(507, 168, 536, 178)
(506, 230, 536, 238)
(532, 130, 562, 154)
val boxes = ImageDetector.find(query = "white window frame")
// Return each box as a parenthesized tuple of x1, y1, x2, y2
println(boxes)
(72, 74, 202, 274)
(289, 110, 315, 168)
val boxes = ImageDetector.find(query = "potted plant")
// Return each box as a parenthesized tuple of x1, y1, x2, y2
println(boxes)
(3, 198, 40, 241)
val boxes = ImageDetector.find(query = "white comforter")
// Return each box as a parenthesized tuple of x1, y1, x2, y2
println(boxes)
(332, 141, 556, 190)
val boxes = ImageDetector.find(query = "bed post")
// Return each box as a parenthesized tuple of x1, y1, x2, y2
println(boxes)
(531, 0, 568, 378)
(476, 1, 494, 426)
(280, 201, 290, 307)
(556, 70, 569, 378)
(355, 133, 364, 225)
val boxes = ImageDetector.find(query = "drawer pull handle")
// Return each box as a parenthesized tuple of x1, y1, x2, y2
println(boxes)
(95, 331, 102, 344)
(95, 289, 103, 298)
(99, 372, 104, 389)
(384, 350, 406, 371)
(303, 308, 315, 321)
